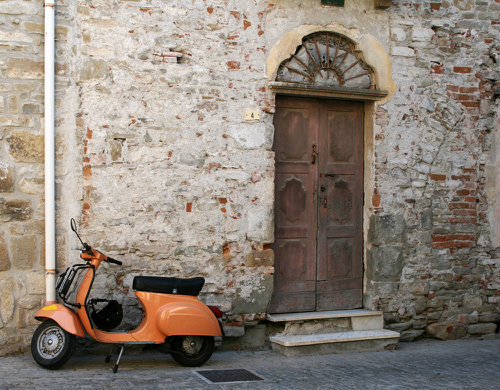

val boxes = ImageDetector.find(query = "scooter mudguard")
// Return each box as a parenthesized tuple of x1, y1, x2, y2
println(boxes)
(156, 301, 222, 337)
(34, 304, 85, 338)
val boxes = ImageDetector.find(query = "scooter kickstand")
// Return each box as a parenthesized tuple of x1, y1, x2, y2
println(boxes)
(113, 345, 124, 373)
(105, 345, 115, 363)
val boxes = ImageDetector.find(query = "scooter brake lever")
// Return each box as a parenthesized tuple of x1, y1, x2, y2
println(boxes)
(71, 248, 85, 251)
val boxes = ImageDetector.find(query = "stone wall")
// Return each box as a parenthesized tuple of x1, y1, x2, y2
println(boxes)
(366, 0, 500, 341)
(0, 0, 499, 355)
(0, 0, 47, 354)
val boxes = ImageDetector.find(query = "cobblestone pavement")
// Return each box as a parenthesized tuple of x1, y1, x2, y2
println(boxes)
(0, 339, 498, 390)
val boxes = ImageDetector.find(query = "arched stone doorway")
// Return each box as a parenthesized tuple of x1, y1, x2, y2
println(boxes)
(268, 29, 394, 313)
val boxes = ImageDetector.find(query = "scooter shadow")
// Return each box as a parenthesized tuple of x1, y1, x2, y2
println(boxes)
(64, 351, 191, 372)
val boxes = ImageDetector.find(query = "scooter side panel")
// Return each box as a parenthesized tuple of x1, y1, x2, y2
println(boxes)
(35, 304, 85, 337)
(155, 301, 222, 337)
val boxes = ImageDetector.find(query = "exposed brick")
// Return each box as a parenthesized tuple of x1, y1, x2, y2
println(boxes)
(453, 67, 472, 73)
(430, 173, 446, 181)
(227, 61, 240, 69)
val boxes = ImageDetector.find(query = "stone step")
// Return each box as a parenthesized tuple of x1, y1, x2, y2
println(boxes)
(267, 309, 383, 322)
(270, 329, 400, 357)
(267, 309, 384, 333)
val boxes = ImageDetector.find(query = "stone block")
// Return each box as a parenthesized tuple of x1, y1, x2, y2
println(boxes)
(408, 280, 430, 296)
(18, 177, 44, 195)
(351, 315, 383, 331)
(9, 235, 36, 270)
(78, 59, 109, 82)
(0, 164, 14, 193)
(368, 214, 406, 245)
(246, 207, 273, 242)
(467, 323, 497, 335)
(222, 324, 245, 337)
(246, 249, 274, 267)
(463, 295, 483, 310)
(6, 132, 44, 163)
(391, 47, 415, 57)
(231, 274, 273, 314)
(374, 0, 392, 9)
(412, 27, 435, 42)
(426, 321, 467, 340)
(228, 123, 267, 149)
(399, 329, 424, 342)
(366, 245, 404, 282)
(478, 313, 500, 323)
(0, 198, 33, 222)
(6, 59, 44, 80)
(0, 233, 11, 272)
(0, 279, 15, 322)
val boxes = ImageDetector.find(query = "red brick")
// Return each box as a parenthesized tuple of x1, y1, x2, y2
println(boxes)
(452, 209, 476, 216)
(186, 202, 192, 212)
(449, 234, 476, 241)
(243, 20, 251, 30)
(430, 173, 446, 181)
(456, 189, 470, 196)
(430, 3, 441, 10)
(455, 241, 475, 248)
(446, 85, 459, 92)
(451, 175, 471, 181)
(460, 101, 480, 108)
(453, 66, 472, 73)
(219, 197, 227, 204)
(83, 165, 91, 178)
(463, 197, 477, 203)
(372, 193, 381, 208)
(459, 87, 478, 93)
(449, 217, 477, 224)
(431, 63, 444, 74)
(453, 94, 475, 101)
(432, 241, 456, 249)
(227, 61, 240, 69)
(207, 7, 213, 14)
(449, 202, 473, 209)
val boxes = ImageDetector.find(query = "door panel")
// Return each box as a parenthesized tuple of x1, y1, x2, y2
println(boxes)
(271, 96, 363, 313)
(270, 97, 318, 313)
(317, 100, 363, 310)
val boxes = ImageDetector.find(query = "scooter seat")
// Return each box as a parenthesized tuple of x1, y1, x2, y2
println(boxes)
(132, 276, 205, 296)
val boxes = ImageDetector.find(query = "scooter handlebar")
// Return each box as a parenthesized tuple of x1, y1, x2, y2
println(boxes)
(107, 257, 122, 266)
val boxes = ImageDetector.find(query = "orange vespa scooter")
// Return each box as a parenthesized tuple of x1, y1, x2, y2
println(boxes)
(31, 219, 223, 372)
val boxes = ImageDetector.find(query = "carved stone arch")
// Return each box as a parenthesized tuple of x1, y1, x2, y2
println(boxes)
(267, 24, 396, 102)
(276, 31, 375, 90)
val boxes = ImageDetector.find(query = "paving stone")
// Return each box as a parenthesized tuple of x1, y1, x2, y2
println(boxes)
(0, 339, 498, 389)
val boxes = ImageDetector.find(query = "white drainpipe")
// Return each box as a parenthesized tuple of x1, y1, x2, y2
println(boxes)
(44, 0, 56, 304)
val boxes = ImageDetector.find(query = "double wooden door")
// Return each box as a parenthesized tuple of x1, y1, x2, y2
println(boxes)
(270, 96, 363, 313)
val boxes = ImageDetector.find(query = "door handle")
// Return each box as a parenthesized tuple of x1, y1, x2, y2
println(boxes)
(311, 144, 317, 165)
(323, 196, 327, 208)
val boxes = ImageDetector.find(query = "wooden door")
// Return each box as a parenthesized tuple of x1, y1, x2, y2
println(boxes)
(270, 96, 363, 313)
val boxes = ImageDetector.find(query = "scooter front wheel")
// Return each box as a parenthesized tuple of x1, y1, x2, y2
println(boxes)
(31, 319, 76, 370)
(170, 335, 214, 367)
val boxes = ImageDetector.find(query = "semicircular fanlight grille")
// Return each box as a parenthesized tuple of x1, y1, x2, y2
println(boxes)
(276, 32, 375, 89)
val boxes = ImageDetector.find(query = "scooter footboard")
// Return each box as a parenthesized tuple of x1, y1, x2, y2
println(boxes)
(156, 301, 222, 337)
(35, 304, 85, 337)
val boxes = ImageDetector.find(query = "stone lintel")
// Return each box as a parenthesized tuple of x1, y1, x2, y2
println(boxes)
(270, 82, 388, 101)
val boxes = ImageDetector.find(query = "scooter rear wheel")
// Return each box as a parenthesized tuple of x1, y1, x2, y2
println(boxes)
(31, 319, 76, 370)
(170, 335, 214, 367)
